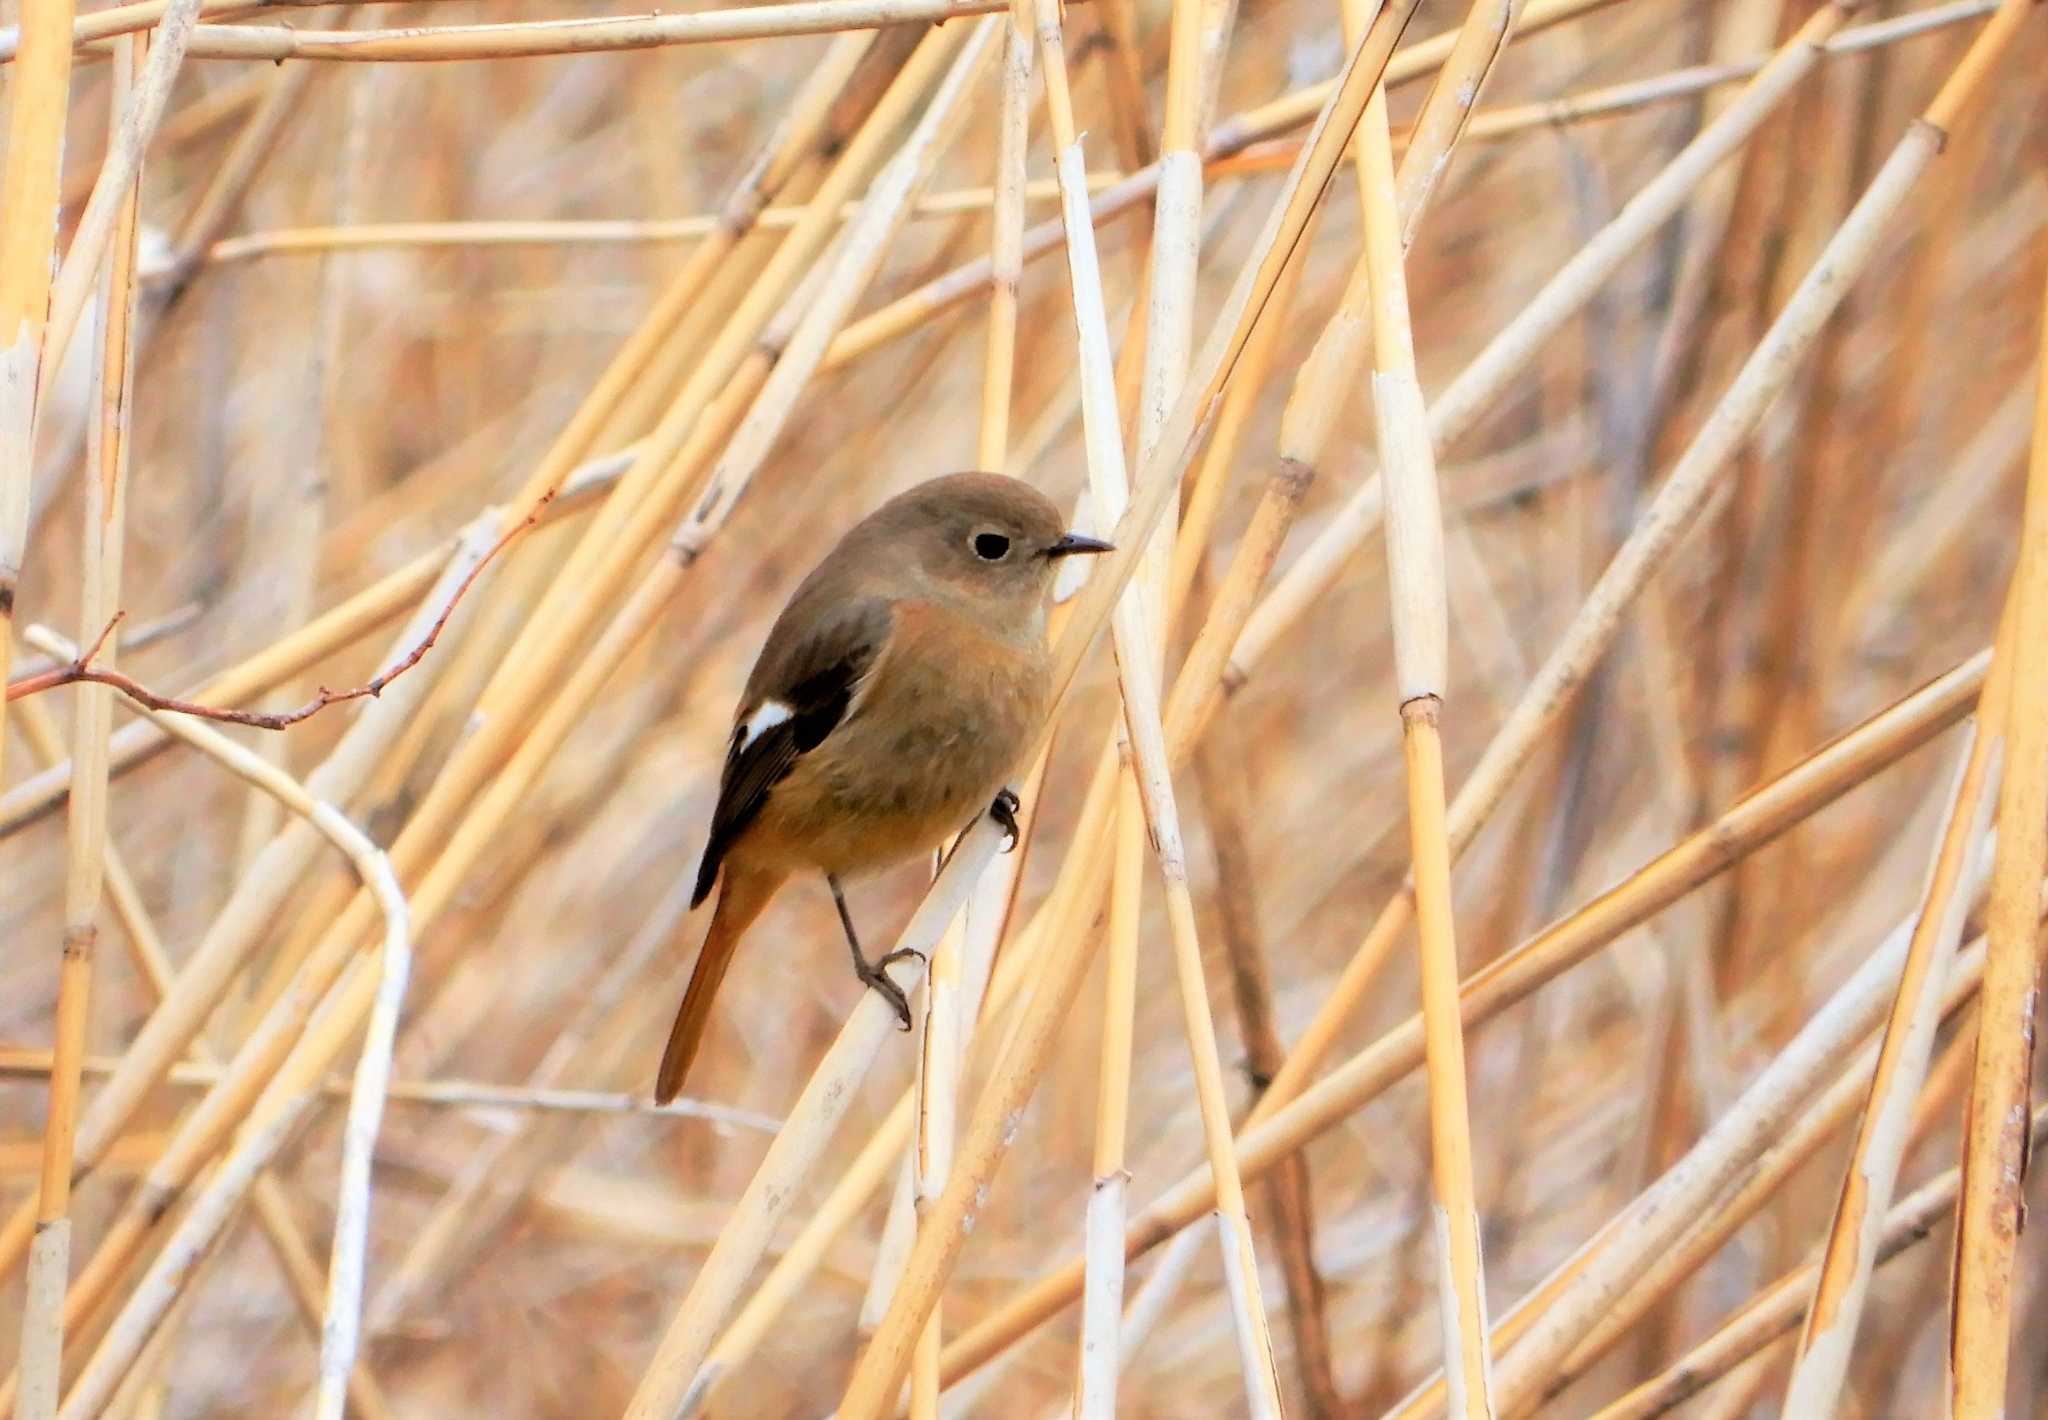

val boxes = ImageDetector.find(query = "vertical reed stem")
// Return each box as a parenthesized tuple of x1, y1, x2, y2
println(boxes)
(1949, 198, 2048, 1420)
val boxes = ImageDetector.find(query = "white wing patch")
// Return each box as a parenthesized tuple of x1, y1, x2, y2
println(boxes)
(737, 699, 794, 750)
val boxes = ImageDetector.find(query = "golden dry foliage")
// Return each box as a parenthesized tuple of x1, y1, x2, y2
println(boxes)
(1, 0, 2045, 1415)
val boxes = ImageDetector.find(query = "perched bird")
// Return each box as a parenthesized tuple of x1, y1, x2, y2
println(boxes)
(655, 472, 1112, 1104)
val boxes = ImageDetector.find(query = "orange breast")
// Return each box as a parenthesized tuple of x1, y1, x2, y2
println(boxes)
(737, 600, 1048, 879)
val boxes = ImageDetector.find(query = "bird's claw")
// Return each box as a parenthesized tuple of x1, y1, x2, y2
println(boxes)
(860, 947, 926, 1030)
(990, 788, 1021, 852)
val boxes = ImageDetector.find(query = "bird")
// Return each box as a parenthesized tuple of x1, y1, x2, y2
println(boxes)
(654, 472, 1112, 1104)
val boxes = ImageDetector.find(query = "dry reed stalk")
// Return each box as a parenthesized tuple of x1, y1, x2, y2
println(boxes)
(108, 0, 1044, 62)
(0, 0, 2032, 1409)
(1456, 808, 2010, 1419)
(1056, 110, 1359, 1393)
(1949, 208, 2048, 1419)
(1462, 0, 1997, 141)
(1594, 1099, 2048, 1420)
(32, 0, 202, 414)
(362, 875, 699, 1332)
(1076, 777, 1146, 1417)
(310, 865, 413, 1420)
(0, 521, 498, 1374)
(828, 11, 1447, 1407)
(53, 1097, 315, 1420)
(1781, 616, 2014, 1412)
(1164, 252, 1306, 629)
(13, 36, 144, 1414)
(4, 699, 398, 1420)
(0, 444, 629, 843)
(231, 57, 374, 868)
(704, 752, 1089, 1417)
(1062, 86, 1361, 1316)
(99, 1286, 194, 1420)
(1693, 1340, 1788, 1420)
(863, 1096, 933, 1335)
(1408, 866, 1988, 1420)
(977, 0, 1033, 474)
(1197, 708, 1343, 1419)
(376, 28, 1004, 1416)
(1392, 802, 2006, 1420)
(0, 513, 492, 1202)
(0, 539, 450, 836)
(860, 733, 1083, 1322)
(623, 825, 1011, 1420)
(15, 622, 409, 1417)
(821, 0, 1614, 373)
(0, 0, 77, 796)
(0, 0, 289, 58)
(192, 176, 1113, 268)
(183, 1, 2002, 280)
(1151, 225, 1352, 767)
(1091, 0, 1543, 1379)
(1561, 1025, 1939, 1399)
(1049, 0, 1274, 1402)
(478, 29, 934, 701)
(889, 11, 1034, 1390)
(1232, 0, 1970, 1131)
(698, 1087, 914, 1394)
(936, 647, 1991, 1383)
(1358, 73, 1497, 1419)
(1393, 0, 1524, 246)
(0, 1051, 782, 1129)
(25, 40, 959, 1338)
(905, 850, 1023, 1412)
(897, 542, 1045, 1408)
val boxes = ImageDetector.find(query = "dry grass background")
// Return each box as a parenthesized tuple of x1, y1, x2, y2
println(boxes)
(0, 0, 2045, 1414)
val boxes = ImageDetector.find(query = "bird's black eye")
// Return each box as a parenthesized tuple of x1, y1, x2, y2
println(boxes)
(972, 532, 1011, 561)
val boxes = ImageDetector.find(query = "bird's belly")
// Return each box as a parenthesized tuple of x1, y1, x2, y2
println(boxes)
(749, 687, 1032, 877)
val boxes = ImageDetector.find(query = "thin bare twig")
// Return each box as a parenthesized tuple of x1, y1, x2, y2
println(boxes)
(5, 488, 555, 728)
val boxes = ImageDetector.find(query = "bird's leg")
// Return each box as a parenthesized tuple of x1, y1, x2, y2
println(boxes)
(827, 874, 918, 1030)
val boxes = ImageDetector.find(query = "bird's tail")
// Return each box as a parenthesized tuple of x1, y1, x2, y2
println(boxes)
(655, 861, 782, 1105)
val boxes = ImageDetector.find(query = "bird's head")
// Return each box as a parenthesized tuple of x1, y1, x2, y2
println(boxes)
(873, 472, 1112, 624)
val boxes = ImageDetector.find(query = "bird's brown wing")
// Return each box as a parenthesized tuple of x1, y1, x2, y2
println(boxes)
(690, 595, 893, 906)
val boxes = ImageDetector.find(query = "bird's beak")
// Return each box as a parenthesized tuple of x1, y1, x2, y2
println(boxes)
(1045, 531, 1114, 559)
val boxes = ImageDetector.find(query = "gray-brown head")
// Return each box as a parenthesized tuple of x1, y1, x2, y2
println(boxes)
(855, 472, 1111, 626)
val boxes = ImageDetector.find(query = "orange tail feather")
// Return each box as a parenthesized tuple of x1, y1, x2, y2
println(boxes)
(655, 861, 782, 1104)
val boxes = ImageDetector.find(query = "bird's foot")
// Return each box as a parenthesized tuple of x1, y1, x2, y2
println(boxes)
(856, 947, 925, 1030)
(990, 788, 1021, 851)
